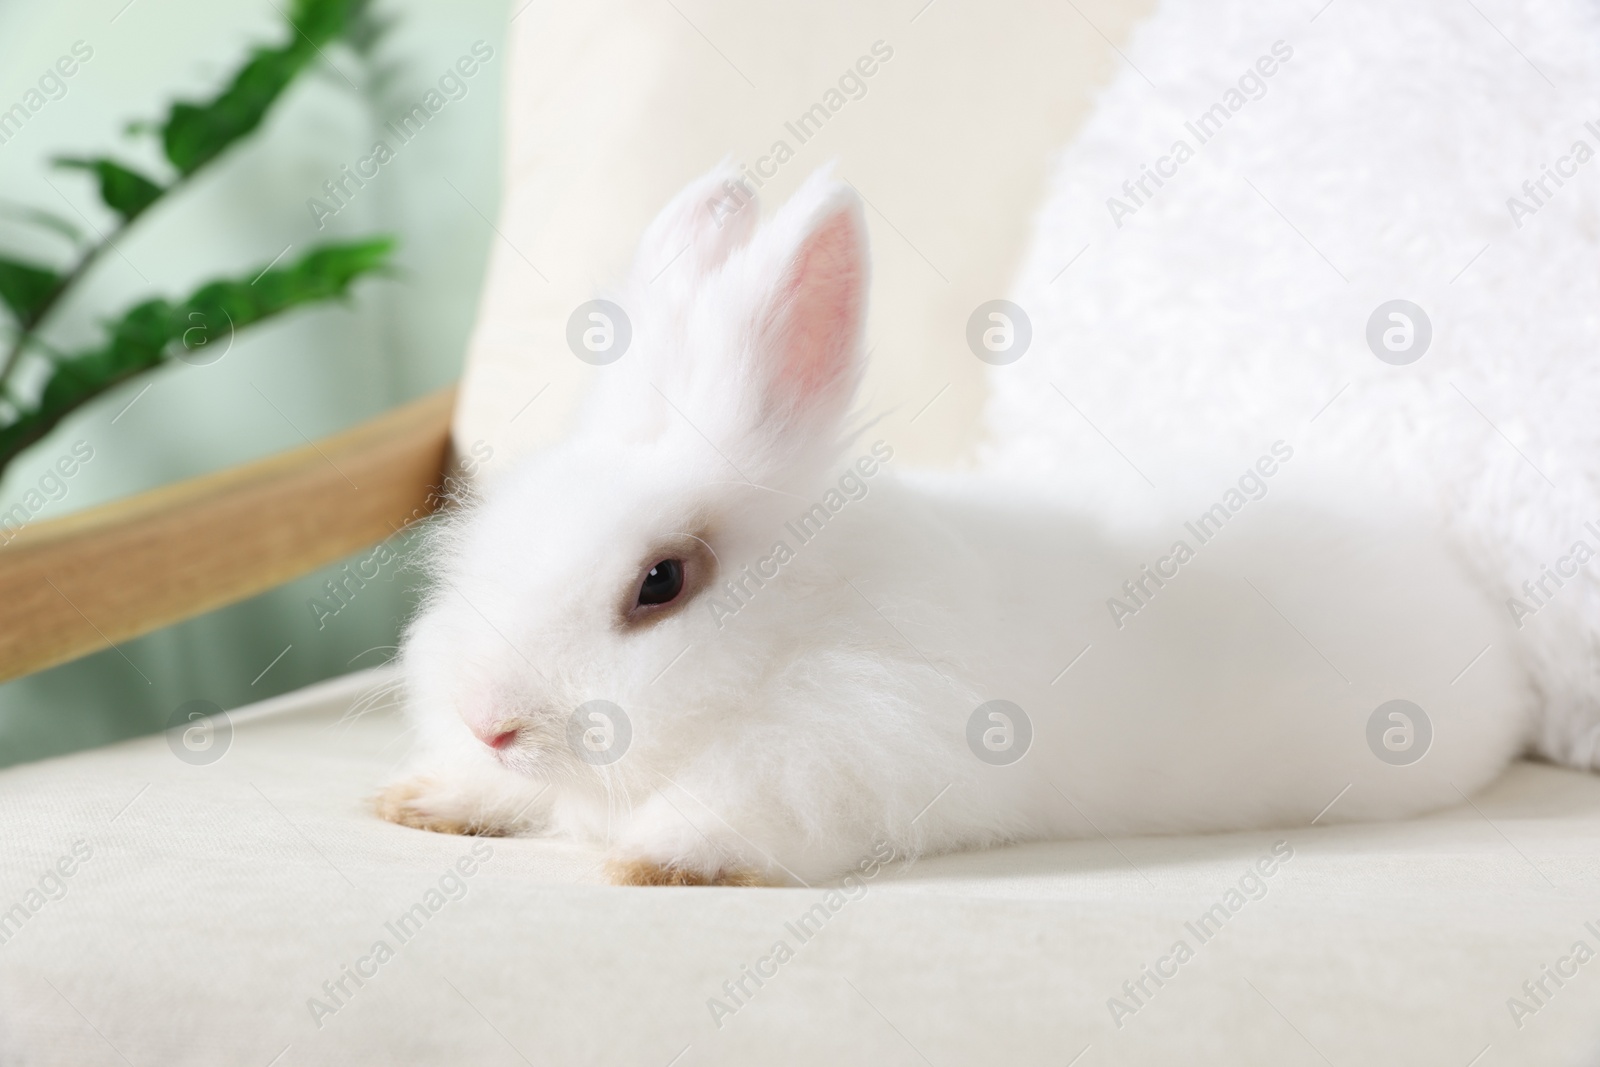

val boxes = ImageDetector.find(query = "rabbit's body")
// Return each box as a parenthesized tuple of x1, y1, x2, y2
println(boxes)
(898, 468, 1529, 835)
(384, 198, 1531, 882)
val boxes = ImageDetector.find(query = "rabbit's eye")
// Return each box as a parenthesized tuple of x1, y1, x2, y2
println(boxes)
(638, 559, 685, 606)
(620, 537, 710, 627)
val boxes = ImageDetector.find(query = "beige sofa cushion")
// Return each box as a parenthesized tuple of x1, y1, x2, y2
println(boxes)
(3, 670, 1599, 1064)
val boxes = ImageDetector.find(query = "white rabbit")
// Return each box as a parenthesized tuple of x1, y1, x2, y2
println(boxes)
(377, 163, 1535, 886)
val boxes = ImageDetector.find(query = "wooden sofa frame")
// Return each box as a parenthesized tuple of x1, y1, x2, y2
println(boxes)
(0, 387, 455, 683)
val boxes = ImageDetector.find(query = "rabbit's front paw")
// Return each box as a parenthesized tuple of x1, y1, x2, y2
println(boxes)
(604, 856, 771, 887)
(373, 775, 520, 837)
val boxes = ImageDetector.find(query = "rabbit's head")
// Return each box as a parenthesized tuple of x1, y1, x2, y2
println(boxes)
(403, 166, 870, 785)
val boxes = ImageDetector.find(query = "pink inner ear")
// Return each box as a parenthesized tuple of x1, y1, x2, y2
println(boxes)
(769, 208, 864, 409)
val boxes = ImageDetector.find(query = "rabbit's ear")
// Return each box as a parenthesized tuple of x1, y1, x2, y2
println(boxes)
(571, 168, 865, 468)
(747, 172, 867, 441)
(632, 161, 760, 283)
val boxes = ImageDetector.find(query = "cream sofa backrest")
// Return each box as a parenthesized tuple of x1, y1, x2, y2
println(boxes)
(453, 0, 1155, 478)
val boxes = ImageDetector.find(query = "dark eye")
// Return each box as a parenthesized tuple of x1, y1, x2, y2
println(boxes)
(638, 559, 685, 606)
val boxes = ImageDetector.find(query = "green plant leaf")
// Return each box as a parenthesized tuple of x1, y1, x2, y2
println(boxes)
(0, 257, 61, 325)
(0, 200, 83, 245)
(54, 158, 166, 222)
(202, 235, 396, 324)
(159, 0, 370, 176)
(290, 0, 368, 42)
(0, 236, 393, 467)
(340, 2, 394, 57)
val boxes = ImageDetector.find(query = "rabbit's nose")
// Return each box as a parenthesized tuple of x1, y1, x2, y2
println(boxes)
(473, 722, 521, 750)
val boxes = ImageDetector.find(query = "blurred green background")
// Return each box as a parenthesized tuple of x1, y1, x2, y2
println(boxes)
(0, 0, 508, 767)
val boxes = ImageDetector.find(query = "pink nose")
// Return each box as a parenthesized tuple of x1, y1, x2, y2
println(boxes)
(475, 725, 520, 750)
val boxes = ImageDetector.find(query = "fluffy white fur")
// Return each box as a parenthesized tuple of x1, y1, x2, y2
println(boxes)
(986, 0, 1600, 770)
(384, 0, 1595, 883)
